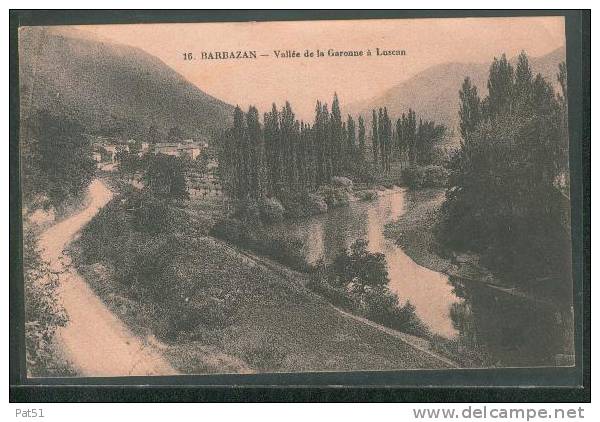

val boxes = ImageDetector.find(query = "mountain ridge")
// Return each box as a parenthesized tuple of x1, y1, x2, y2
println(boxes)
(345, 47, 567, 139)
(19, 27, 234, 141)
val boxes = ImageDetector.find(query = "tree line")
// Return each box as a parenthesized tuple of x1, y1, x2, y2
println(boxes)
(21, 111, 96, 210)
(442, 51, 571, 287)
(219, 94, 447, 200)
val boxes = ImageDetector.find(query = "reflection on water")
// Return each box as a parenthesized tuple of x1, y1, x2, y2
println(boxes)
(448, 277, 574, 367)
(271, 188, 574, 367)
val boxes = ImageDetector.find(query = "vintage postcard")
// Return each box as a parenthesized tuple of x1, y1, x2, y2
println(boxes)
(18, 16, 575, 379)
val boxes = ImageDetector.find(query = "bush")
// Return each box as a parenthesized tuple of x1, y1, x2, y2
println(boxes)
(258, 196, 285, 223)
(278, 190, 328, 218)
(344, 161, 378, 184)
(330, 176, 354, 191)
(233, 198, 261, 223)
(132, 192, 173, 234)
(23, 230, 72, 376)
(307, 277, 353, 309)
(76, 188, 244, 343)
(364, 295, 430, 338)
(212, 218, 309, 271)
(331, 239, 389, 288)
(126, 234, 181, 295)
(355, 190, 378, 201)
(78, 198, 130, 265)
(263, 234, 308, 271)
(305, 193, 328, 214)
(317, 185, 350, 209)
(402, 165, 449, 189)
(391, 301, 431, 337)
(211, 218, 246, 244)
(308, 239, 431, 338)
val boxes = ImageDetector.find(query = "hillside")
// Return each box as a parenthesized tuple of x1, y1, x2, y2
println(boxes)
(346, 47, 566, 141)
(19, 27, 233, 141)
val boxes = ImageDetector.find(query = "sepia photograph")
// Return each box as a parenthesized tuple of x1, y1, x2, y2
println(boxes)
(16, 14, 579, 382)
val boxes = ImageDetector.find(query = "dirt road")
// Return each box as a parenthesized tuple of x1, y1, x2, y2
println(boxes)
(39, 179, 177, 377)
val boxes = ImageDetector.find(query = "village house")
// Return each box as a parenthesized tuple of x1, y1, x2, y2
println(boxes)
(154, 142, 180, 156)
(178, 144, 201, 160)
(153, 139, 208, 160)
(91, 135, 209, 163)
(103, 144, 128, 163)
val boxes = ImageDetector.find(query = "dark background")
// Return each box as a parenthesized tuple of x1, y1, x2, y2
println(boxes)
(9, 9, 590, 402)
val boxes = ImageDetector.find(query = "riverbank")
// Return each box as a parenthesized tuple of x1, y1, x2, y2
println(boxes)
(70, 184, 455, 374)
(73, 236, 454, 373)
(383, 188, 566, 308)
(383, 188, 457, 275)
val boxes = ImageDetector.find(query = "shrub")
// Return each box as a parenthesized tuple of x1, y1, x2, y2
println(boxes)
(126, 234, 181, 295)
(132, 193, 173, 234)
(143, 153, 189, 200)
(355, 190, 378, 201)
(265, 234, 308, 271)
(331, 239, 389, 288)
(278, 190, 328, 218)
(392, 301, 431, 337)
(402, 165, 449, 189)
(344, 161, 378, 184)
(211, 218, 246, 244)
(212, 218, 309, 271)
(330, 176, 354, 191)
(307, 277, 353, 309)
(317, 185, 350, 209)
(23, 230, 71, 376)
(305, 193, 328, 214)
(233, 198, 261, 223)
(258, 196, 285, 223)
(78, 199, 131, 265)
(308, 239, 431, 338)
(363, 293, 430, 338)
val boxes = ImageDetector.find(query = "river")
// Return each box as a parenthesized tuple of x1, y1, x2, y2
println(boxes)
(271, 187, 575, 367)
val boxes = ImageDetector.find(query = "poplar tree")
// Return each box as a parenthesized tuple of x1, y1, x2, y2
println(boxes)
(358, 116, 366, 159)
(443, 52, 571, 285)
(406, 109, 417, 165)
(246, 106, 264, 198)
(330, 94, 344, 176)
(347, 115, 357, 161)
(372, 109, 379, 165)
(396, 115, 406, 168)
(382, 107, 392, 172)
(458, 77, 482, 144)
(314, 101, 331, 184)
(486, 54, 514, 117)
(514, 51, 533, 103)
(264, 104, 281, 195)
(280, 102, 298, 191)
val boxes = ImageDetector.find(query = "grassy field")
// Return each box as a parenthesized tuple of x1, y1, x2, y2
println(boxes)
(74, 230, 451, 374)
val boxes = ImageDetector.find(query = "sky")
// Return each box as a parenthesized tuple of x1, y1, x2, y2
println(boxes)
(71, 17, 566, 120)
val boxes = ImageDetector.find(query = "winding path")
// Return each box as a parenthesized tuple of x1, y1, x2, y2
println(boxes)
(39, 179, 177, 377)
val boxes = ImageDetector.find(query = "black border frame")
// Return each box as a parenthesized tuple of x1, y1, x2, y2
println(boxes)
(9, 9, 590, 403)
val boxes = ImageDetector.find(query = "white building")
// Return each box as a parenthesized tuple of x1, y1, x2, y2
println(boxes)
(154, 140, 207, 160)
